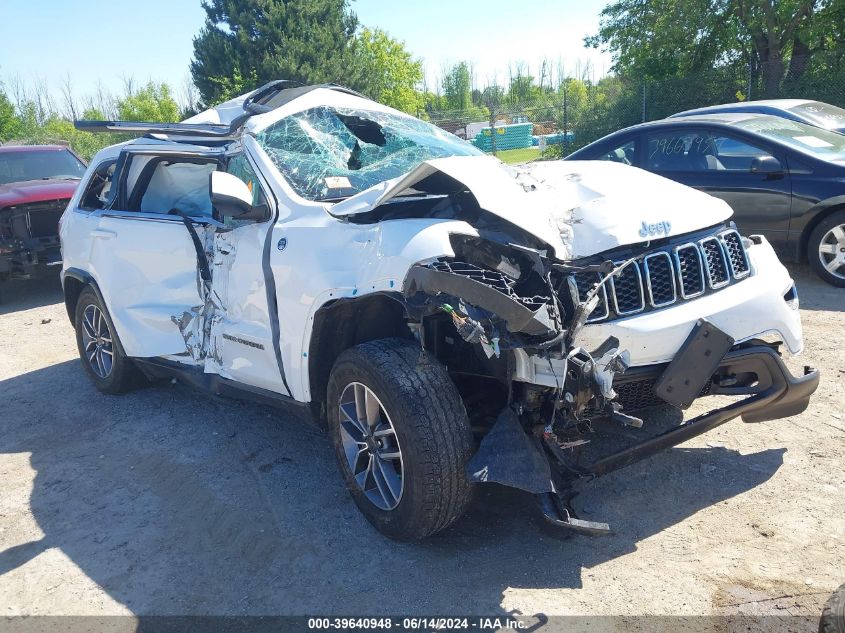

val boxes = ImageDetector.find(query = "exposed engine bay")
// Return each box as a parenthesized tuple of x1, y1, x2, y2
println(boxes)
(399, 225, 814, 535)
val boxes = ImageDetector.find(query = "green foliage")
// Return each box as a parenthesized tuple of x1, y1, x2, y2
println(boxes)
(442, 62, 473, 111)
(587, 0, 845, 97)
(347, 28, 424, 114)
(0, 90, 17, 140)
(116, 81, 180, 122)
(190, 0, 358, 106)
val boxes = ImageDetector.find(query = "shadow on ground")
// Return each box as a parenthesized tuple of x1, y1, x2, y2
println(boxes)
(0, 275, 63, 316)
(0, 359, 785, 616)
(788, 263, 844, 312)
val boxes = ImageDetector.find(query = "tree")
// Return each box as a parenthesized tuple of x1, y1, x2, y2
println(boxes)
(0, 89, 18, 141)
(116, 82, 180, 122)
(347, 28, 424, 114)
(441, 62, 474, 111)
(586, 0, 843, 97)
(190, 0, 358, 106)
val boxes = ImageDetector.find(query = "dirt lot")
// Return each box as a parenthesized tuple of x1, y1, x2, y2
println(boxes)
(0, 264, 842, 629)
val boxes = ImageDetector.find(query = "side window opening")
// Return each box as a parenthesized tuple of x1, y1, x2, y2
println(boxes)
(223, 153, 271, 227)
(79, 160, 117, 211)
(129, 158, 217, 217)
(647, 130, 774, 172)
(226, 154, 268, 207)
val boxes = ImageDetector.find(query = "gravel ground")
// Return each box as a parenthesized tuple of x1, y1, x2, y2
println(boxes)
(0, 264, 842, 629)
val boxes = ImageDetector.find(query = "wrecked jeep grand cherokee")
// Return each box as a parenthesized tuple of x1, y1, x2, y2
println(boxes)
(60, 81, 820, 541)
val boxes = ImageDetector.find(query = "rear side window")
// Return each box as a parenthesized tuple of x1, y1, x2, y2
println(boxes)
(79, 160, 117, 211)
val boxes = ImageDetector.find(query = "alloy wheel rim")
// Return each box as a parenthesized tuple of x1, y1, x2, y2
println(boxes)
(338, 382, 404, 511)
(818, 223, 845, 280)
(81, 304, 114, 379)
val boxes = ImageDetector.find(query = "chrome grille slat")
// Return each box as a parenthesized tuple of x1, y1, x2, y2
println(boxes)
(610, 261, 645, 315)
(643, 252, 676, 307)
(570, 228, 752, 323)
(719, 229, 750, 278)
(699, 237, 730, 289)
(674, 243, 706, 298)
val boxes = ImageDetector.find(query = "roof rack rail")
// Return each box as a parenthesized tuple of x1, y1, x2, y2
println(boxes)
(74, 80, 367, 138)
(73, 120, 239, 137)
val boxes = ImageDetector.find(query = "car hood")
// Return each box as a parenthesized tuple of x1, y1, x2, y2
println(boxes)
(329, 156, 733, 260)
(0, 179, 79, 209)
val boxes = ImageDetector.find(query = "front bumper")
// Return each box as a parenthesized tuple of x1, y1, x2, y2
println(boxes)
(571, 236, 804, 366)
(535, 345, 819, 534)
(569, 345, 820, 480)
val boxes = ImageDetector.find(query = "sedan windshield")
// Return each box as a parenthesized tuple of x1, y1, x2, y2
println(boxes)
(255, 107, 482, 201)
(735, 117, 845, 160)
(0, 149, 86, 185)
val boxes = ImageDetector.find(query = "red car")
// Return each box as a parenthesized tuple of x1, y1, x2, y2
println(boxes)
(0, 145, 86, 300)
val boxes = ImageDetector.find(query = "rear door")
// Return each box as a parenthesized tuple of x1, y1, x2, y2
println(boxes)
(87, 147, 221, 359)
(643, 126, 792, 242)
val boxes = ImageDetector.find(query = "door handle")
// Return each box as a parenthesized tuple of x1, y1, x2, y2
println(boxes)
(91, 229, 116, 239)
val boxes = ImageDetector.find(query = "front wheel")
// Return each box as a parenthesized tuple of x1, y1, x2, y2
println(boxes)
(327, 338, 474, 541)
(808, 210, 845, 287)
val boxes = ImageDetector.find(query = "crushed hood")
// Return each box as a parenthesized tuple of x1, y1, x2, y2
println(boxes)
(329, 156, 733, 260)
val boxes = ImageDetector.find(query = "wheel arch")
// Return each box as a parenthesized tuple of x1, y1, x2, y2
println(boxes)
(307, 292, 414, 426)
(799, 200, 845, 261)
(63, 268, 128, 357)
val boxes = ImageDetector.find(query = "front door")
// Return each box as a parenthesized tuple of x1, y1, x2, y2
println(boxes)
(206, 147, 288, 395)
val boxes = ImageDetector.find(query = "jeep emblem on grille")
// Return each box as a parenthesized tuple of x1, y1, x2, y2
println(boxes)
(639, 221, 672, 238)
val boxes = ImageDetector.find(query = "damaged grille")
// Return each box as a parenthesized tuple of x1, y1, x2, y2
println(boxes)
(573, 271, 609, 322)
(570, 229, 751, 322)
(429, 260, 550, 310)
(0, 200, 64, 240)
(615, 375, 712, 411)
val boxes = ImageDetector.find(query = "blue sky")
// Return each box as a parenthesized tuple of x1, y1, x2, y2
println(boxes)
(0, 0, 611, 105)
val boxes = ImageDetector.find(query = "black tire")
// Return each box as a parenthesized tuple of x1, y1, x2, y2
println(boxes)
(74, 286, 144, 394)
(327, 338, 474, 541)
(808, 210, 845, 287)
(820, 583, 845, 633)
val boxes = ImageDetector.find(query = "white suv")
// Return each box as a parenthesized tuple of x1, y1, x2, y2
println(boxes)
(60, 81, 819, 540)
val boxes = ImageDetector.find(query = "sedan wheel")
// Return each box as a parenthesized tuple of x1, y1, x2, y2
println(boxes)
(817, 223, 845, 281)
(809, 210, 845, 287)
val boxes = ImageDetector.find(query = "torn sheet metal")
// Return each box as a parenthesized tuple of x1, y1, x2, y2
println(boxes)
(466, 407, 553, 494)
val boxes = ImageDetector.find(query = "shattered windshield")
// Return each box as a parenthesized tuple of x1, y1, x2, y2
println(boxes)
(255, 106, 482, 201)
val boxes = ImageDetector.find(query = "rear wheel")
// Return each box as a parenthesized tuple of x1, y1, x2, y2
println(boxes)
(327, 338, 474, 541)
(74, 287, 144, 394)
(808, 210, 845, 287)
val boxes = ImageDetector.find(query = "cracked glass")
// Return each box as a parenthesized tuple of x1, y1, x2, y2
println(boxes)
(255, 106, 482, 201)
